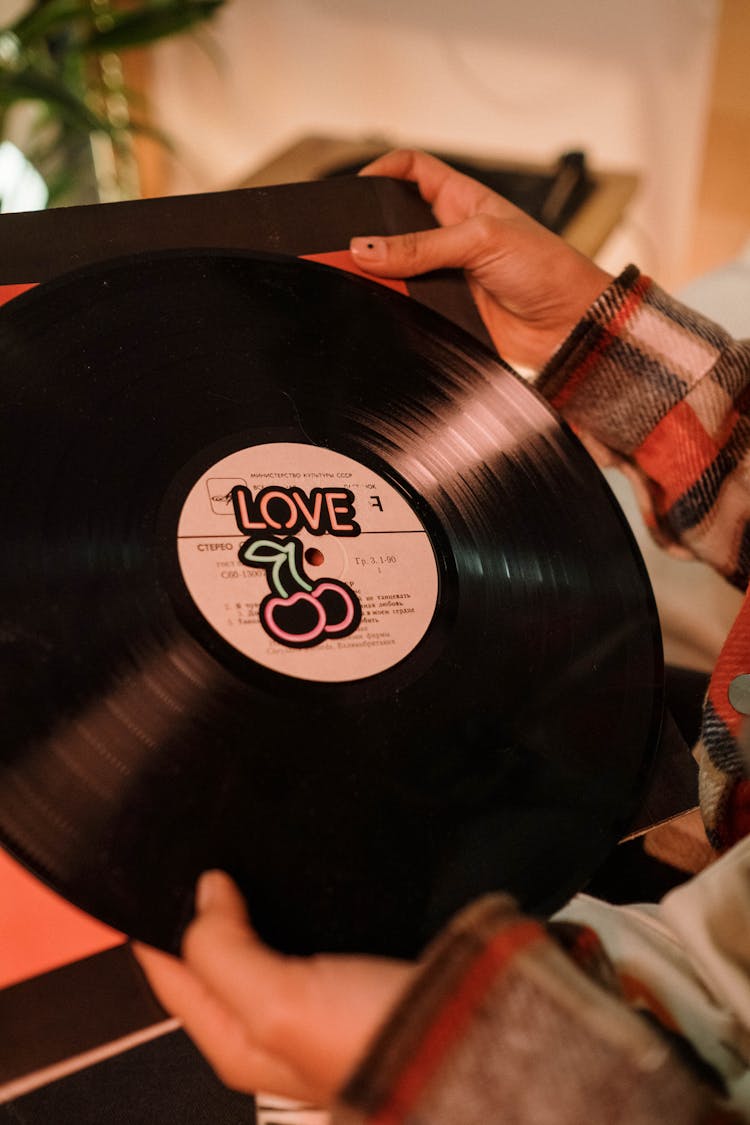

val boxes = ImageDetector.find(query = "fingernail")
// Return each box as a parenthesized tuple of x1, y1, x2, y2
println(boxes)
(350, 236, 387, 263)
(195, 870, 222, 913)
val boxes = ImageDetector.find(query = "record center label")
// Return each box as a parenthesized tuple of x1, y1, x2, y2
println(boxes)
(177, 443, 439, 682)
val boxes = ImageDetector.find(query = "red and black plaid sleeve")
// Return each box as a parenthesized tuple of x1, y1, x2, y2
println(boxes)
(535, 267, 750, 849)
(332, 896, 738, 1125)
(536, 266, 749, 583)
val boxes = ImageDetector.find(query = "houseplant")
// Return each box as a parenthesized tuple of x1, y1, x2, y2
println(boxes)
(0, 0, 227, 208)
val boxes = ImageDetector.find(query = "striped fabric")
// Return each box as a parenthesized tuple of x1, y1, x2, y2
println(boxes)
(536, 266, 750, 850)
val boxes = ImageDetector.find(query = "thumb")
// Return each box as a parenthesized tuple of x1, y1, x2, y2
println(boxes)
(193, 869, 250, 927)
(350, 216, 498, 278)
(181, 871, 300, 1027)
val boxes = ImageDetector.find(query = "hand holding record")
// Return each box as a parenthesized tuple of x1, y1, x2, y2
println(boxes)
(350, 148, 613, 369)
(134, 869, 414, 1103)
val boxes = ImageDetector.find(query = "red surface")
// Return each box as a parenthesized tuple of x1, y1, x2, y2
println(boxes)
(302, 249, 409, 295)
(0, 282, 37, 306)
(0, 848, 123, 989)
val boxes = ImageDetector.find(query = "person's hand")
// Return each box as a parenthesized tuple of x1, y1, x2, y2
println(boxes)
(349, 149, 613, 370)
(132, 870, 415, 1104)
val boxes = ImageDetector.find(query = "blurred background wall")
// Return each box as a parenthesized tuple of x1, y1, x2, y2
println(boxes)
(135, 0, 745, 289)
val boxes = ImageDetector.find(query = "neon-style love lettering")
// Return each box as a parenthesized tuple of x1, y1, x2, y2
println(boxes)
(231, 485, 360, 537)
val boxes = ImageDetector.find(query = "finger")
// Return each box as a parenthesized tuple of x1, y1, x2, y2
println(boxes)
(195, 868, 250, 924)
(132, 942, 315, 1100)
(350, 214, 507, 279)
(180, 871, 306, 1056)
(358, 148, 461, 204)
(358, 148, 514, 226)
(133, 941, 209, 1017)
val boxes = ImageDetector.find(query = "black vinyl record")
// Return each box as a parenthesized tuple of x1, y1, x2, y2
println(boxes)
(0, 250, 662, 958)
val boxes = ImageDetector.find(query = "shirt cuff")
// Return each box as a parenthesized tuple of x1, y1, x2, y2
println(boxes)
(331, 894, 724, 1125)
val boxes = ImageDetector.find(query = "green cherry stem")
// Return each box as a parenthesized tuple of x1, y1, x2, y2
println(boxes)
(241, 538, 313, 597)
(281, 540, 313, 596)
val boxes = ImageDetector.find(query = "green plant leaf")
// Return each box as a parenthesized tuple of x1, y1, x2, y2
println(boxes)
(81, 1, 224, 53)
(1, 0, 229, 206)
(9, 1, 89, 49)
(0, 67, 111, 134)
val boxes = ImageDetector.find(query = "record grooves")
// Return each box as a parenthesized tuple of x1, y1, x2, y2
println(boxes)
(0, 250, 663, 957)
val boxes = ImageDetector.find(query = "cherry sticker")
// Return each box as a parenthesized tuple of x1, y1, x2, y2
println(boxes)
(240, 537, 361, 648)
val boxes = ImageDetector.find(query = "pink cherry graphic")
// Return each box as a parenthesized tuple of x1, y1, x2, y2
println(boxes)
(240, 536, 362, 648)
(313, 582, 357, 634)
(263, 590, 327, 646)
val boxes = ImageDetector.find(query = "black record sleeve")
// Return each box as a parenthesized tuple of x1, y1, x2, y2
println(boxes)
(0, 174, 491, 347)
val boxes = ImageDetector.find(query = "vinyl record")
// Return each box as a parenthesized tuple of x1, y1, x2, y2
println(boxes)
(0, 250, 662, 958)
